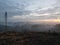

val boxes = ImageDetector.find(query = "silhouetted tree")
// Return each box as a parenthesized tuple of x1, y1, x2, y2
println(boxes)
(55, 24, 60, 32)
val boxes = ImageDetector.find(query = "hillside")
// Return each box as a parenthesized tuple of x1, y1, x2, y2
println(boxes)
(0, 31, 60, 45)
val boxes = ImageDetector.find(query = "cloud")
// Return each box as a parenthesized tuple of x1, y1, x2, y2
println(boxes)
(8, 6, 60, 22)
(0, 0, 60, 22)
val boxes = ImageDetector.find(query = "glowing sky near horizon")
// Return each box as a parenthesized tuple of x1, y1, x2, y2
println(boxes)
(31, 19, 60, 22)
(0, 0, 60, 22)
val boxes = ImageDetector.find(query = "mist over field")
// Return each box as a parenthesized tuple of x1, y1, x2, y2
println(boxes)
(0, 21, 60, 32)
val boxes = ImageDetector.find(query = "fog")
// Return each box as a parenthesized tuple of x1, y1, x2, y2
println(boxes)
(0, 22, 58, 32)
(0, 22, 60, 32)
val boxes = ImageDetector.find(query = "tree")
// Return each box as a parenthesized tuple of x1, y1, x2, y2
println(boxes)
(55, 24, 60, 32)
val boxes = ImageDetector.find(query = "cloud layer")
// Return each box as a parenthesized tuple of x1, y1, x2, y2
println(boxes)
(0, 0, 60, 22)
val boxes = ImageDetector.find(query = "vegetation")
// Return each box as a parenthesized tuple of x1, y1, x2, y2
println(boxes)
(0, 31, 60, 45)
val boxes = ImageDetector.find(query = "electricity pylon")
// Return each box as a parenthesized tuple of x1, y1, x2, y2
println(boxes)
(5, 12, 7, 31)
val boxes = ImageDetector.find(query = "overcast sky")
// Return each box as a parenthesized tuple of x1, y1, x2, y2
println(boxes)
(0, 0, 60, 22)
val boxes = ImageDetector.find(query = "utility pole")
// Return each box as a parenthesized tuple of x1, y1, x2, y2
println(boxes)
(5, 12, 7, 31)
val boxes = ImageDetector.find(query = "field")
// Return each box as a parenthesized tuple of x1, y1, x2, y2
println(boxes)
(0, 31, 60, 45)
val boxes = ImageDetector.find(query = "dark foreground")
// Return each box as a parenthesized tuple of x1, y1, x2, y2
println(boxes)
(0, 31, 60, 45)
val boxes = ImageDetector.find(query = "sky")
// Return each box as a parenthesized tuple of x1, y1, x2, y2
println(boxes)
(0, 0, 60, 22)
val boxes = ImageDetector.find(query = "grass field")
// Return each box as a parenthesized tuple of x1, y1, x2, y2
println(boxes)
(0, 31, 60, 45)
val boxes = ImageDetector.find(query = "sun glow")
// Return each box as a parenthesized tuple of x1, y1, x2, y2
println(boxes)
(31, 19, 60, 22)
